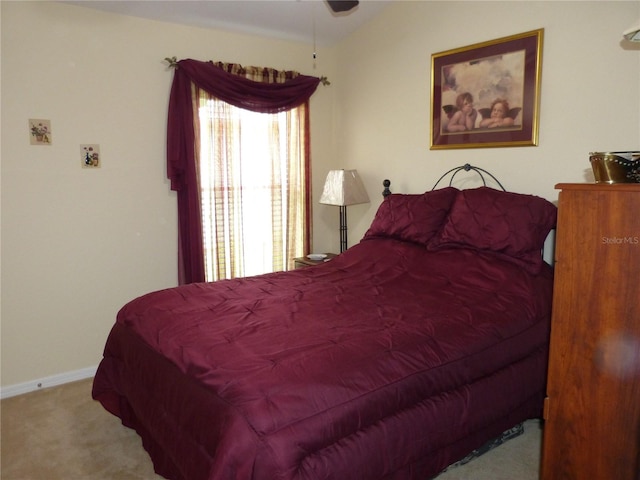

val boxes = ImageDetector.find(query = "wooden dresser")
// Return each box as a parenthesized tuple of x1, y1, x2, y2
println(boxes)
(541, 183, 640, 480)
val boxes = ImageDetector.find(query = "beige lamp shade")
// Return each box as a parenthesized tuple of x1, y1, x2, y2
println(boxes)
(623, 22, 640, 42)
(319, 169, 370, 206)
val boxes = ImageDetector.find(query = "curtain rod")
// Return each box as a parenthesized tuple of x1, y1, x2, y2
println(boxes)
(163, 57, 330, 86)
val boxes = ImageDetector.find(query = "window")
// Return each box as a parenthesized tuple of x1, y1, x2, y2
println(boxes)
(166, 58, 321, 285)
(197, 92, 309, 281)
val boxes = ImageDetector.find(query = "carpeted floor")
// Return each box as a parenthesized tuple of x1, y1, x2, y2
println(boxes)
(1, 378, 543, 479)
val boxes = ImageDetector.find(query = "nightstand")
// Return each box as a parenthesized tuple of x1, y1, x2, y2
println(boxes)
(293, 253, 338, 269)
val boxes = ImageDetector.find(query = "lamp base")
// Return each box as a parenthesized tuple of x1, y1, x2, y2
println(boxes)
(339, 205, 348, 253)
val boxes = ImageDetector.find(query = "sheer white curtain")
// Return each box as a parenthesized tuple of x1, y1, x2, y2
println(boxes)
(197, 89, 309, 281)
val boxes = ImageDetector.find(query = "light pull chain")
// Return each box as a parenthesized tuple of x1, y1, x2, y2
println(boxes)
(312, 3, 317, 68)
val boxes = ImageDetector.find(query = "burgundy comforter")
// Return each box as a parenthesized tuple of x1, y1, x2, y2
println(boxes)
(93, 237, 553, 480)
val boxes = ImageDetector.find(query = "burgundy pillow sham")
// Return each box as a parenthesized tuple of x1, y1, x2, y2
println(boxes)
(429, 187, 557, 273)
(364, 187, 459, 246)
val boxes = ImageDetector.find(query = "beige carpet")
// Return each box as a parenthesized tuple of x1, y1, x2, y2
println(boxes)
(1, 378, 542, 479)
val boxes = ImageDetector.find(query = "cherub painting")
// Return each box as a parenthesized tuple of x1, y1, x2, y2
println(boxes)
(431, 29, 543, 149)
(440, 50, 525, 134)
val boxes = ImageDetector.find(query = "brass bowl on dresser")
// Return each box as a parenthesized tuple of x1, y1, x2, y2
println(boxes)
(589, 151, 640, 184)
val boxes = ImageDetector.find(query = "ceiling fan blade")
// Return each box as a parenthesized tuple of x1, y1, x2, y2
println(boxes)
(326, 1, 359, 13)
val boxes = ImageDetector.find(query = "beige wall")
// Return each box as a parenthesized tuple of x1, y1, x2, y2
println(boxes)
(1, 1, 639, 390)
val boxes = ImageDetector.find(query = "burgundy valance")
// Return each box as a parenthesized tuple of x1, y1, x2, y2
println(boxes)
(180, 59, 322, 113)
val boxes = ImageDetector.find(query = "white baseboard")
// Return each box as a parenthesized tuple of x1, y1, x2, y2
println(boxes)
(1, 365, 98, 399)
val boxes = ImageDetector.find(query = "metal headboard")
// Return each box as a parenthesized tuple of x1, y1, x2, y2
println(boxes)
(381, 164, 505, 198)
(431, 163, 506, 191)
(382, 179, 392, 198)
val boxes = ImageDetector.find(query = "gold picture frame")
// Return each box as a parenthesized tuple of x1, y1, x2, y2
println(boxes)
(430, 29, 544, 150)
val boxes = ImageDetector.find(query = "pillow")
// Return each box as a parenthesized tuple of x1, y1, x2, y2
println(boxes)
(364, 187, 459, 246)
(429, 187, 557, 273)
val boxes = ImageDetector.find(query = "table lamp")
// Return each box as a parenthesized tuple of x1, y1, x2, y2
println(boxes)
(319, 169, 369, 252)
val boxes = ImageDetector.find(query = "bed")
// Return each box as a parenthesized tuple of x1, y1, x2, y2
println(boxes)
(92, 166, 557, 480)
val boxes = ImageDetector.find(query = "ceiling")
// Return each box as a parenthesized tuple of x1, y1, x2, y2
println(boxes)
(63, 0, 394, 47)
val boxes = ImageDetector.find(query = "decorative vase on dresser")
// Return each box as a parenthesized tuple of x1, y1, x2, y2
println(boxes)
(541, 183, 640, 480)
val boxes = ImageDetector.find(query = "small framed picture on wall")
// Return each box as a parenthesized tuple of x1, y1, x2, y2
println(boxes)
(81, 144, 100, 168)
(29, 119, 52, 145)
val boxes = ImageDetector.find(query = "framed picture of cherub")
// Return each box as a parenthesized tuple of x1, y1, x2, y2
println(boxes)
(430, 29, 543, 150)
